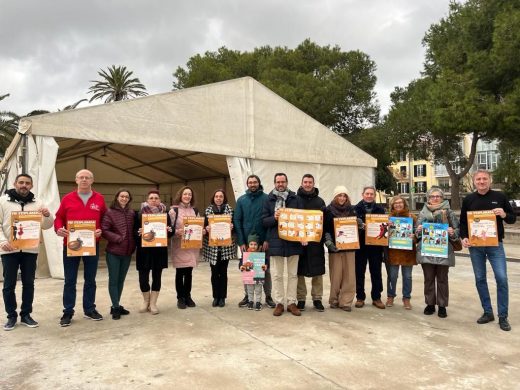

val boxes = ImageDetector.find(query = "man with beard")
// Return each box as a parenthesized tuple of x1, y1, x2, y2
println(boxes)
(296, 174, 326, 312)
(233, 175, 275, 308)
(0, 174, 54, 331)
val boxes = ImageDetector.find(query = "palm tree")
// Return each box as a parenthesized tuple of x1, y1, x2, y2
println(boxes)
(88, 65, 148, 103)
(0, 110, 19, 157)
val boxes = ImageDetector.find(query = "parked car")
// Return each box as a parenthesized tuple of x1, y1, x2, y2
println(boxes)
(509, 200, 520, 216)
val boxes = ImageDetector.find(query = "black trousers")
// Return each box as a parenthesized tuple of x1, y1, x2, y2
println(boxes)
(138, 268, 163, 292)
(210, 260, 229, 299)
(2, 252, 37, 319)
(175, 267, 193, 299)
(355, 246, 383, 301)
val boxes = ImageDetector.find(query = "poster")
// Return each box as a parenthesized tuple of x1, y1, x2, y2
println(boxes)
(142, 213, 168, 247)
(277, 208, 323, 243)
(333, 217, 360, 250)
(208, 215, 232, 246)
(467, 210, 499, 247)
(67, 220, 96, 256)
(365, 214, 389, 246)
(388, 216, 414, 250)
(10, 211, 42, 250)
(420, 223, 449, 258)
(181, 216, 204, 249)
(241, 252, 266, 284)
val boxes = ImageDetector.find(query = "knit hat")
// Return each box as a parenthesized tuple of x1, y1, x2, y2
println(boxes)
(332, 185, 349, 200)
(248, 232, 260, 244)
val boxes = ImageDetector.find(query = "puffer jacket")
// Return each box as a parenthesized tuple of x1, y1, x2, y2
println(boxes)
(101, 206, 137, 256)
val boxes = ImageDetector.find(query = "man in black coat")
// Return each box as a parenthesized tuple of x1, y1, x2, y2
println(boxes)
(263, 173, 305, 317)
(296, 174, 326, 312)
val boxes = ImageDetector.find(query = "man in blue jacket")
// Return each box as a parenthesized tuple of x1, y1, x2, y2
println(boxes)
(263, 173, 305, 317)
(233, 175, 275, 308)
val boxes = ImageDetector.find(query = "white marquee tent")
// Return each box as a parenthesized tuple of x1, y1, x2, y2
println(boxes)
(0, 77, 376, 279)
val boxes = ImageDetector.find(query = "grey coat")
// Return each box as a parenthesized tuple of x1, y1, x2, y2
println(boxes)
(416, 201, 459, 267)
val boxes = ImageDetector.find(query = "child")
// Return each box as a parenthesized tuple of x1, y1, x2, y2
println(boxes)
(240, 233, 267, 311)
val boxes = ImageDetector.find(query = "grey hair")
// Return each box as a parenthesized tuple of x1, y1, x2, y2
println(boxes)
(362, 185, 376, 194)
(426, 187, 444, 199)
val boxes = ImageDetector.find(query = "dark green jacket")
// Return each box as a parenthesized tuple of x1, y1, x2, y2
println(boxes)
(233, 187, 268, 246)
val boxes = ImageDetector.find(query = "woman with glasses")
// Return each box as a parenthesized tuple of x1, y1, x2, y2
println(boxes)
(416, 188, 459, 318)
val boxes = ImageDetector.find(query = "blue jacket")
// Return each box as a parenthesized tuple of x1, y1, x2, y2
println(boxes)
(233, 187, 268, 246)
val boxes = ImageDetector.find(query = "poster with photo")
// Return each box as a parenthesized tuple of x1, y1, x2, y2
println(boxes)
(277, 208, 323, 243)
(333, 217, 360, 250)
(467, 210, 498, 247)
(10, 211, 42, 250)
(420, 223, 449, 258)
(365, 214, 389, 246)
(388, 216, 414, 250)
(67, 220, 96, 256)
(242, 252, 266, 282)
(181, 216, 204, 249)
(142, 213, 168, 247)
(208, 215, 232, 246)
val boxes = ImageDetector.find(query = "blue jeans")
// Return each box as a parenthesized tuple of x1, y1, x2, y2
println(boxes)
(469, 242, 508, 317)
(387, 264, 413, 299)
(2, 252, 37, 319)
(62, 244, 99, 315)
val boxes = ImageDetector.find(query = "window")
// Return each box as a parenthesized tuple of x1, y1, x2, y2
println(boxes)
(477, 151, 498, 171)
(414, 164, 427, 177)
(397, 182, 409, 194)
(416, 181, 427, 193)
(398, 151, 407, 162)
(399, 166, 407, 178)
(438, 178, 450, 191)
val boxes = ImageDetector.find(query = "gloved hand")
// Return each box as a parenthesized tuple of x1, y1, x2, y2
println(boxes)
(325, 240, 338, 253)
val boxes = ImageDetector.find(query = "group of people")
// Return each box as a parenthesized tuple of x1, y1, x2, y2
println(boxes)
(0, 168, 515, 332)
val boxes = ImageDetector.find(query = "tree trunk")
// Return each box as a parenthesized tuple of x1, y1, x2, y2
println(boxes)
(450, 174, 461, 209)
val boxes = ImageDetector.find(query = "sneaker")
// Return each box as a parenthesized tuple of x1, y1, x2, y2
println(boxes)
(287, 303, 302, 317)
(84, 310, 103, 321)
(477, 312, 495, 324)
(111, 307, 121, 320)
(499, 317, 511, 331)
(185, 297, 196, 308)
(424, 305, 435, 315)
(3, 317, 16, 331)
(355, 300, 365, 308)
(313, 300, 325, 312)
(60, 313, 73, 327)
(238, 295, 249, 308)
(177, 298, 187, 309)
(119, 306, 130, 315)
(20, 315, 39, 328)
(385, 297, 394, 307)
(247, 301, 254, 310)
(372, 300, 386, 309)
(296, 301, 306, 311)
(265, 295, 276, 308)
(438, 306, 447, 318)
(255, 302, 262, 311)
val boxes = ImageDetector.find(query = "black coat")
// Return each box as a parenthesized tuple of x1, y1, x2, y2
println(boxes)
(354, 200, 385, 254)
(297, 187, 326, 277)
(262, 190, 303, 258)
(323, 203, 358, 252)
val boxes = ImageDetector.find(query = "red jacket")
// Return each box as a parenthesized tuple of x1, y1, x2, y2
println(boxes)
(54, 190, 107, 245)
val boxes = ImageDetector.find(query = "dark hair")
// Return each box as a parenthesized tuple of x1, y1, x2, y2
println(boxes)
(301, 173, 314, 181)
(246, 174, 261, 186)
(111, 188, 133, 209)
(147, 189, 160, 197)
(14, 173, 33, 183)
(273, 173, 288, 183)
(210, 189, 228, 205)
(173, 186, 196, 206)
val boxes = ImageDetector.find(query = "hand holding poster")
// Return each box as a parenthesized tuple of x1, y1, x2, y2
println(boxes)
(365, 214, 389, 246)
(420, 223, 449, 258)
(67, 220, 96, 256)
(333, 217, 359, 250)
(10, 211, 43, 250)
(277, 208, 323, 243)
(181, 216, 204, 249)
(389, 216, 414, 250)
(142, 213, 168, 247)
(467, 210, 498, 247)
(241, 252, 266, 284)
(208, 215, 232, 246)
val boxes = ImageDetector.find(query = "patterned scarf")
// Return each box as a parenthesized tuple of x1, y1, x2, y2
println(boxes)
(420, 200, 450, 222)
(140, 201, 166, 214)
(272, 189, 289, 210)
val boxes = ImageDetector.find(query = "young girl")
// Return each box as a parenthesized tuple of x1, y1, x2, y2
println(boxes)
(240, 234, 267, 311)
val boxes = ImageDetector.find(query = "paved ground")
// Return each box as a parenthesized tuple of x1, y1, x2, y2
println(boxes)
(1, 252, 519, 390)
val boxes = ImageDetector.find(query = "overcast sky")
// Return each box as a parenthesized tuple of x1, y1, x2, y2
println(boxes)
(0, 0, 452, 117)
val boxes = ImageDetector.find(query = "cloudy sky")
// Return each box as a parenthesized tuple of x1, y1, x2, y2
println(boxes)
(0, 0, 452, 117)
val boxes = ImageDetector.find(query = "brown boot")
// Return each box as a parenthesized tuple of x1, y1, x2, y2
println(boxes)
(149, 291, 160, 315)
(372, 300, 386, 309)
(139, 291, 150, 313)
(386, 297, 394, 307)
(355, 300, 365, 308)
(273, 304, 284, 317)
(287, 303, 302, 316)
(403, 298, 412, 310)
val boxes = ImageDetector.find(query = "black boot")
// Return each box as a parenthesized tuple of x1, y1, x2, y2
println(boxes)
(111, 307, 121, 320)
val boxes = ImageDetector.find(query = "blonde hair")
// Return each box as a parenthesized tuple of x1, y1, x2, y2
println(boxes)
(390, 194, 409, 211)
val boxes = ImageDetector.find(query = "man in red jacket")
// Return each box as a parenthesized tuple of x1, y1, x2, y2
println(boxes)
(54, 169, 107, 327)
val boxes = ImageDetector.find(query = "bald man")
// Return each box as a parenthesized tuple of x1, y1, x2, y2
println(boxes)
(55, 169, 107, 327)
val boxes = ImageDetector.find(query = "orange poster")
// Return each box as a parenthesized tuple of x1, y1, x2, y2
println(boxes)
(142, 213, 168, 247)
(67, 220, 96, 256)
(365, 214, 389, 246)
(181, 216, 204, 249)
(208, 215, 232, 247)
(334, 217, 360, 250)
(468, 210, 499, 247)
(10, 211, 43, 250)
(277, 208, 323, 243)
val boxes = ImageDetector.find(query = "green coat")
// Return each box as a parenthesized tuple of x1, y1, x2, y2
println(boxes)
(233, 188, 267, 246)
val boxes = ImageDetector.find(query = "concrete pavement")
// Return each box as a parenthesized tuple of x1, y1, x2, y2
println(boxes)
(1, 254, 519, 390)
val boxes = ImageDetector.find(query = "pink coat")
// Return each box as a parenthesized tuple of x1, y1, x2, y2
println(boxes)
(170, 203, 199, 268)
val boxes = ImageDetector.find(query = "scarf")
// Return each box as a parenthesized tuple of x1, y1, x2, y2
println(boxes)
(362, 201, 375, 213)
(6, 188, 34, 205)
(390, 208, 411, 217)
(140, 201, 166, 214)
(328, 201, 351, 217)
(272, 189, 289, 210)
(420, 199, 450, 222)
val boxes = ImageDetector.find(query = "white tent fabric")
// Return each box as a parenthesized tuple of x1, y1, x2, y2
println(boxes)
(0, 77, 376, 279)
